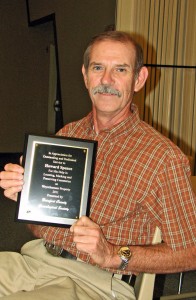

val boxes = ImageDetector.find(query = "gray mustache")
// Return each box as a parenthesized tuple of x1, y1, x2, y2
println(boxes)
(92, 85, 122, 97)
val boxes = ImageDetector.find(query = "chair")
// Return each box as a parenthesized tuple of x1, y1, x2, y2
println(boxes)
(117, 226, 162, 300)
(134, 226, 162, 300)
(160, 176, 196, 300)
(160, 270, 196, 300)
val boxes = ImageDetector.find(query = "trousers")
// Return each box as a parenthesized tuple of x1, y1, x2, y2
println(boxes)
(0, 239, 135, 300)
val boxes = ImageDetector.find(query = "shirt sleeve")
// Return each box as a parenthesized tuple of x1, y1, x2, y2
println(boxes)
(27, 224, 72, 247)
(158, 152, 196, 250)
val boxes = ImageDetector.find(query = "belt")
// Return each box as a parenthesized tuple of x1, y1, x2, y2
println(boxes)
(44, 241, 76, 260)
(60, 249, 77, 260)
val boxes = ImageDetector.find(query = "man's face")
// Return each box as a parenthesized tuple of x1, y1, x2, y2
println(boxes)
(82, 40, 138, 118)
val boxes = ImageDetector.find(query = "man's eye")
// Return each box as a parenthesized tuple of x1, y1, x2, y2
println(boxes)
(92, 65, 103, 71)
(116, 68, 127, 73)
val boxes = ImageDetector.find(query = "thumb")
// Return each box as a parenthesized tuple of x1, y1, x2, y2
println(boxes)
(70, 216, 96, 232)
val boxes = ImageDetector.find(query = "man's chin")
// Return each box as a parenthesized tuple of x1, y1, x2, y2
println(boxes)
(96, 107, 120, 115)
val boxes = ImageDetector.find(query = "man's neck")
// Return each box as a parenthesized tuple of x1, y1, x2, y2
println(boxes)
(92, 108, 131, 134)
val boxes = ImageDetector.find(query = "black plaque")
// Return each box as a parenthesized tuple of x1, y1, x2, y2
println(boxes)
(15, 134, 97, 227)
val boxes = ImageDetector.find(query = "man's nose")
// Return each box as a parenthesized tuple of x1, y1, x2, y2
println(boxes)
(100, 69, 114, 85)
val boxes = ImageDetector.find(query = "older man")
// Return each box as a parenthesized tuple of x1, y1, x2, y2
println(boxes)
(0, 31, 195, 300)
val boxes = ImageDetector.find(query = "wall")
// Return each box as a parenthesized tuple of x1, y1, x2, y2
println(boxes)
(0, 0, 54, 152)
(0, 0, 116, 152)
(27, 0, 116, 125)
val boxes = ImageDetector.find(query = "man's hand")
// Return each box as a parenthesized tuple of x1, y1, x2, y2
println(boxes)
(0, 163, 24, 201)
(70, 216, 119, 269)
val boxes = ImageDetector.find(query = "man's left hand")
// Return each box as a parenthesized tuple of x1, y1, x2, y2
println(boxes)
(70, 216, 117, 268)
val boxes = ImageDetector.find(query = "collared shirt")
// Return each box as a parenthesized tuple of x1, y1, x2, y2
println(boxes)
(29, 105, 196, 267)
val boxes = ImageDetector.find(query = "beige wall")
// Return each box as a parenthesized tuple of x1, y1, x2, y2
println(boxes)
(0, 0, 116, 152)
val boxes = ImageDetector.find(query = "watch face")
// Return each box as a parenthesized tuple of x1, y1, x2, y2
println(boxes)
(117, 246, 131, 270)
(118, 246, 131, 259)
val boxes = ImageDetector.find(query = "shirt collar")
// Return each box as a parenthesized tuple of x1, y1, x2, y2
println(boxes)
(84, 104, 141, 138)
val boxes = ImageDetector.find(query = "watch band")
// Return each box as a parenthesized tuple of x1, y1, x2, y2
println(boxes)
(118, 256, 129, 270)
(117, 246, 131, 270)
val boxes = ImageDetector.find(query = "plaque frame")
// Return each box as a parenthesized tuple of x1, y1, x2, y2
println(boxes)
(15, 134, 97, 227)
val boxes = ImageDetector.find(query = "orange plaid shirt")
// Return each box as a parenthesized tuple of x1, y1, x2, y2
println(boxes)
(29, 104, 196, 266)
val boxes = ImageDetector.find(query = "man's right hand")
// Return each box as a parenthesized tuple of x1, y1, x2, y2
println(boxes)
(0, 163, 24, 201)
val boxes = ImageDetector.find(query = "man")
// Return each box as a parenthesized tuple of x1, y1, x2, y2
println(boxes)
(0, 31, 195, 300)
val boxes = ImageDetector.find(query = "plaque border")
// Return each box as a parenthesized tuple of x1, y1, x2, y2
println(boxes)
(15, 134, 97, 227)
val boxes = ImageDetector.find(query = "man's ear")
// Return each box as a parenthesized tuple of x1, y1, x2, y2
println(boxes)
(82, 65, 88, 89)
(134, 66, 148, 92)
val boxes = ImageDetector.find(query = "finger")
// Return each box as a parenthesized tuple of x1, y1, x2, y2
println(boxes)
(0, 163, 24, 182)
(4, 163, 24, 174)
(73, 234, 98, 245)
(74, 241, 95, 253)
(70, 216, 97, 232)
(0, 171, 24, 182)
(4, 186, 22, 202)
(0, 178, 24, 189)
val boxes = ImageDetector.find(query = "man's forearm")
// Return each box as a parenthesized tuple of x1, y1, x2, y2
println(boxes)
(27, 224, 46, 238)
(101, 242, 196, 274)
(127, 243, 196, 274)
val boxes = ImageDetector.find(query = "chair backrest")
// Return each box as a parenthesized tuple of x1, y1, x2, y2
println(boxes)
(135, 177, 195, 300)
(134, 226, 162, 300)
(160, 176, 196, 300)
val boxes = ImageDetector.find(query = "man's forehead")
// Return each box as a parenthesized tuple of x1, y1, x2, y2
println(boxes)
(89, 40, 136, 65)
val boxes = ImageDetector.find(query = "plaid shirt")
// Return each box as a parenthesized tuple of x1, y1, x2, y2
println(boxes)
(29, 104, 196, 265)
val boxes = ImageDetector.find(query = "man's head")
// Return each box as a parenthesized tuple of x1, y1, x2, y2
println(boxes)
(82, 31, 148, 128)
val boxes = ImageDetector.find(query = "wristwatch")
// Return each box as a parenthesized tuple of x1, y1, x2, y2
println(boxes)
(117, 246, 131, 270)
